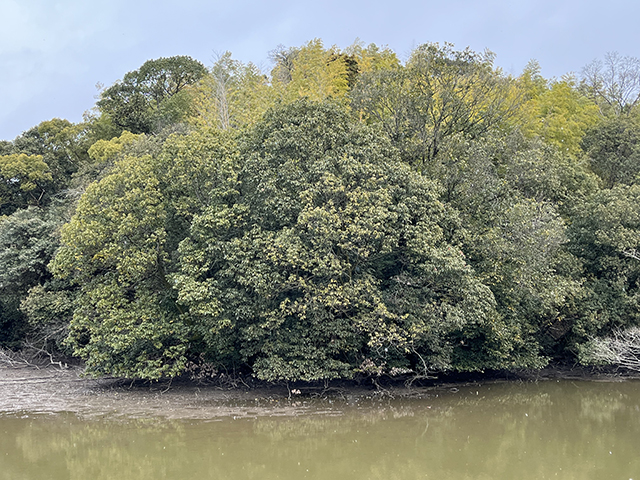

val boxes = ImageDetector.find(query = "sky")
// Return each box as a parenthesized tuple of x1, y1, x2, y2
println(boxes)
(1, 0, 639, 141)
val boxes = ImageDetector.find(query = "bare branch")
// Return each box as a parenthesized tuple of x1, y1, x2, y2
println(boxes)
(587, 327, 640, 372)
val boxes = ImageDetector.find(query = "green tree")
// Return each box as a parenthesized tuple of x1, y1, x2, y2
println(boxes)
(190, 52, 273, 130)
(97, 56, 207, 134)
(581, 115, 640, 187)
(0, 116, 102, 349)
(568, 184, 640, 339)
(174, 100, 512, 381)
(0, 206, 63, 347)
(0, 153, 52, 215)
(51, 153, 188, 378)
(0, 118, 101, 215)
(517, 70, 599, 159)
(432, 131, 595, 360)
(350, 43, 522, 168)
(51, 127, 238, 379)
(271, 40, 351, 104)
(87, 131, 142, 163)
(345, 41, 400, 75)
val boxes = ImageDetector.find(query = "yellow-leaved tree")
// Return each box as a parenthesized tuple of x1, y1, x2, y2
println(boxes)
(517, 62, 599, 158)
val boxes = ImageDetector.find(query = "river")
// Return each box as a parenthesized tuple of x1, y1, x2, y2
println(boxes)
(0, 367, 638, 479)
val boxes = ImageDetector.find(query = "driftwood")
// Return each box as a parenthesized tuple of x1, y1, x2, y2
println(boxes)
(587, 327, 640, 372)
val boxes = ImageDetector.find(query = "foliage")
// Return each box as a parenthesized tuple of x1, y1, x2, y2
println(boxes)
(87, 131, 142, 163)
(270, 39, 351, 104)
(189, 40, 396, 133)
(51, 153, 187, 378)
(13, 119, 84, 178)
(431, 131, 592, 361)
(581, 115, 640, 187)
(7, 41, 640, 380)
(51, 127, 238, 379)
(568, 184, 640, 338)
(0, 207, 60, 293)
(97, 56, 207, 134)
(190, 52, 274, 130)
(350, 43, 523, 168)
(174, 100, 520, 381)
(0, 206, 64, 347)
(0, 118, 100, 215)
(344, 41, 400, 75)
(517, 67, 599, 158)
(19, 280, 76, 354)
(0, 154, 52, 214)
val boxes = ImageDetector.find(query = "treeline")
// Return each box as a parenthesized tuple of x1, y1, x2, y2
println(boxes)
(1, 41, 638, 381)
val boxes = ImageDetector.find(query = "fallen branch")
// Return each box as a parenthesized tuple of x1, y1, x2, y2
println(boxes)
(0, 348, 40, 369)
(22, 341, 68, 370)
(586, 327, 640, 372)
(623, 249, 640, 261)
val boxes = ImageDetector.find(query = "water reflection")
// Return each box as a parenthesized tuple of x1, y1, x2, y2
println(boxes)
(1, 380, 639, 479)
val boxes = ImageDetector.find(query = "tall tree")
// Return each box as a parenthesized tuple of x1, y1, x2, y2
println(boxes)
(568, 184, 640, 339)
(432, 130, 596, 359)
(350, 43, 523, 168)
(0, 206, 63, 347)
(0, 153, 52, 215)
(97, 56, 207, 134)
(271, 40, 351, 104)
(51, 128, 238, 379)
(516, 69, 599, 159)
(190, 52, 273, 130)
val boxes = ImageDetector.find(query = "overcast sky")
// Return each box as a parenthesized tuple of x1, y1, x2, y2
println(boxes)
(1, 0, 638, 141)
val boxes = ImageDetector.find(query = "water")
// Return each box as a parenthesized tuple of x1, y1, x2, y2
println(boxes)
(1, 379, 639, 479)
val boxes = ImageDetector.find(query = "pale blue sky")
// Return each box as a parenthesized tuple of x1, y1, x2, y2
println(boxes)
(1, 0, 638, 140)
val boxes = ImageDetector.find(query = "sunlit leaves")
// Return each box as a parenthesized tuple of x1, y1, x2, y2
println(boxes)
(87, 131, 142, 163)
(51, 153, 180, 378)
(271, 39, 351, 104)
(51, 127, 240, 378)
(351, 42, 523, 168)
(517, 74, 599, 158)
(0, 153, 52, 213)
(190, 52, 273, 131)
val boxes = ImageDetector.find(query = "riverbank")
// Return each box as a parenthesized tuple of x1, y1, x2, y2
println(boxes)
(1, 361, 638, 420)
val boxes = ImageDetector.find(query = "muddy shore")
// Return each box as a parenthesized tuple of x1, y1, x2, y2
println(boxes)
(0, 365, 317, 419)
(1, 361, 638, 420)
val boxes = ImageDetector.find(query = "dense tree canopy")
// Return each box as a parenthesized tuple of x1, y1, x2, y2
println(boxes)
(175, 101, 515, 381)
(582, 115, 640, 187)
(2, 43, 639, 380)
(568, 184, 640, 336)
(350, 43, 522, 168)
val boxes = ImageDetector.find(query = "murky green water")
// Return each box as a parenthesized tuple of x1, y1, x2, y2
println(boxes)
(1, 380, 639, 479)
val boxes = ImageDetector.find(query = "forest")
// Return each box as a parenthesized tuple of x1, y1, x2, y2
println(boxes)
(0, 40, 639, 381)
